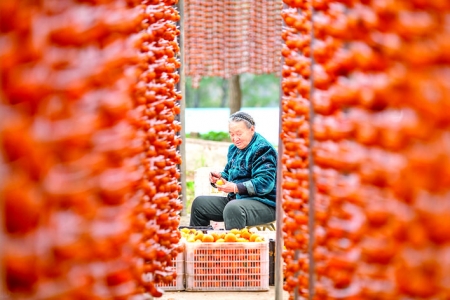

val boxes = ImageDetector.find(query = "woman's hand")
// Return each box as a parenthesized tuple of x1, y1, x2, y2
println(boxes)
(209, 172, 222, 184)
(216, 178, 237, 194)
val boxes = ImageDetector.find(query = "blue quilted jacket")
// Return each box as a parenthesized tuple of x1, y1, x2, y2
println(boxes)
(220, 132, 277, 207)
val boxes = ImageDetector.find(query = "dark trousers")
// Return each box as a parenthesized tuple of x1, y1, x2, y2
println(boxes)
(189, 195, 276, 230)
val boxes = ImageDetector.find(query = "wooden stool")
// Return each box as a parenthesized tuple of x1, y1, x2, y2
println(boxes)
(246, 221, 276, 231)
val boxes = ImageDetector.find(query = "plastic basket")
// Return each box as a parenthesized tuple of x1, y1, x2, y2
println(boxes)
(206, 230, 277, 285)
(185, 241, 269, 291)
(155, 250, 184, 291)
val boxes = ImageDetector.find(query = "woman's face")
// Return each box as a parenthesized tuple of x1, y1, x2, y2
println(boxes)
(229, 121, 255, 149)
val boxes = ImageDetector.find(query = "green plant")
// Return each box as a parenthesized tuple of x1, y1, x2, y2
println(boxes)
(199, 131, 231, 142)
(186, 131, 231, 142)
(185, 181, 195, 214)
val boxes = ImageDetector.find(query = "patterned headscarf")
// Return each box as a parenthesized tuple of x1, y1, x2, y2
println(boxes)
(229, 111, 255, 127)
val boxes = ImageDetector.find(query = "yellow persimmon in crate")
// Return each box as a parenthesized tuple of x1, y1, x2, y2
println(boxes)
(185, 240, 269, 291)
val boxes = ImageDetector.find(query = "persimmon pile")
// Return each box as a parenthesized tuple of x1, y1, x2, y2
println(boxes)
(1, 0, 182, 299)
(180, 228, 265, 243)
(281, 0, 450, 299)
(183, 0, 282, 87)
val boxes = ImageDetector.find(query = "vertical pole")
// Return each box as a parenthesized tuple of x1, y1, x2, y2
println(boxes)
(274, 107, 285, 300)
(307, 4, 317, 299)
(178, 0, 187, 216)
(275, 4, 285, 297)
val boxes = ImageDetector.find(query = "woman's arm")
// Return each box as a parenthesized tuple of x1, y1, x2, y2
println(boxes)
(237, 145, 277, 196)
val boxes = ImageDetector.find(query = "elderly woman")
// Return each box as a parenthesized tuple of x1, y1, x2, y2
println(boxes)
(189, 111, 277, 230)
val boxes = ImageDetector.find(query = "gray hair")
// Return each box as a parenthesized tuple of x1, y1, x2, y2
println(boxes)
(229, 111, 255, 129)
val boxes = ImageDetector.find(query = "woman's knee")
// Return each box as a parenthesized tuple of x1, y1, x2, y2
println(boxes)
(223, 200, 243, 216)
(191, 196, 209, 210)
(223, 200, 275, 228)
(223, 201, 247, 229)
(190, 196, 213, 226)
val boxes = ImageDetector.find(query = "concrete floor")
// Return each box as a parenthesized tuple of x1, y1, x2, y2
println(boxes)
(160, 286, 289, 300)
